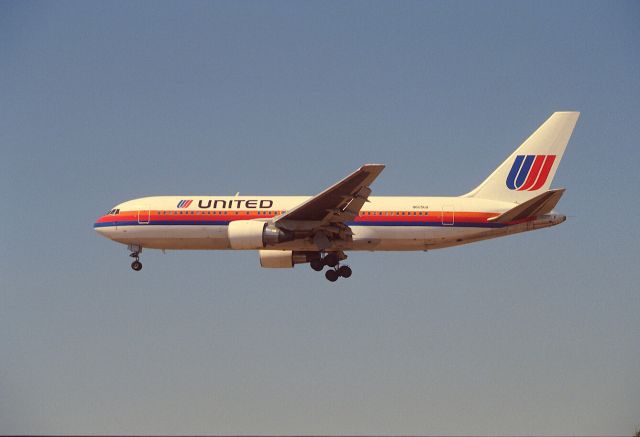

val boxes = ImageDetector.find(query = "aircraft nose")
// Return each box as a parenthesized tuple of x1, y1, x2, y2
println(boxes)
(94, 215, 111, 237)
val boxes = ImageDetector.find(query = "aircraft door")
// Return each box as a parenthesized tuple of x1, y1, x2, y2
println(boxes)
(441, 205, 455, 226)
(138, 208, 150, 224)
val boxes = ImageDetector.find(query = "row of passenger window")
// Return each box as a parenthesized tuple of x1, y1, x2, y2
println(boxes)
(154, 210, 283, 216)
(362, 211, 428, 216)
(146, 210, 428, 216)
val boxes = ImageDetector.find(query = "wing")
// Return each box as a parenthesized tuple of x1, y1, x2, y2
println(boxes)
(274, 164, 385, 233)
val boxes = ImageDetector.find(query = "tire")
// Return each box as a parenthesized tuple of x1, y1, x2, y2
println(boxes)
(324, 253, 339, 268)
(131, 261, 142, 271)
(325, 269, 339, 282)
(310, 259, 324, 271)
(337, 265, 352, 278)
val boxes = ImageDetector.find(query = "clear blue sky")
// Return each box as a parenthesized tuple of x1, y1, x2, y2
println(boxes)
(1, 1, 639, 434)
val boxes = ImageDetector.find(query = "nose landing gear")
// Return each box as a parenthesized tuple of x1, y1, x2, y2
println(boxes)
(128, 244, 143, 271)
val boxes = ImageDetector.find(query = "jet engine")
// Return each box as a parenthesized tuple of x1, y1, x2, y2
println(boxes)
(227, 220, 294, 249)
(259, 250, 321, 268)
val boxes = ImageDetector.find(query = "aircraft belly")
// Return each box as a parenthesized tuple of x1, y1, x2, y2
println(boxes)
(345, 225, 498, 250)
(104, 224, 510, 252)
(347, 225, 427, 250)
(109, 225, 231, 250)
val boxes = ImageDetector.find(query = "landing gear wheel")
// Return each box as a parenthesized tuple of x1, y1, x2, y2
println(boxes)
(325, 269, 339, 282)
(127, 245, 143, 271)
(324, 253, 339, 268)
(337, 265, 352, 278)
(310, 259, 324, 271)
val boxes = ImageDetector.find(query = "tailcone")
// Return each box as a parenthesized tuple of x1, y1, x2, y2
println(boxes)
(533, 213, 566, 229)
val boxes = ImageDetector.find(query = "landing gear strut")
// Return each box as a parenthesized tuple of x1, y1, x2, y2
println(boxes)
(128, 244, 143, 271)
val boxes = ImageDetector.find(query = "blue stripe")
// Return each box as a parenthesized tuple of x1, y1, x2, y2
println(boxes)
(515, 155, 535, 189)
(94, 220, 505, 229)
(346, 220, 505, 228)
(506, 155, 524, 189)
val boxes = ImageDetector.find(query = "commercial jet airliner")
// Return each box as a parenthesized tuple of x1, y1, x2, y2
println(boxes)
(95, 112, 579, 281)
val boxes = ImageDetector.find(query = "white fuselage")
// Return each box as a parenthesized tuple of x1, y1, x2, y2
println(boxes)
(94, 195, 565, 252)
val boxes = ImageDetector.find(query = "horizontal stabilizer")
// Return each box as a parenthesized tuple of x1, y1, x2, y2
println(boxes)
(488, 188, 565, 223)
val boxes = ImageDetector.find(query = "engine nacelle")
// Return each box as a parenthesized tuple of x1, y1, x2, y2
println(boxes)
(228, 220, 294, 249)
(259, 250, 320, 268)
(259, 250, 294, 268)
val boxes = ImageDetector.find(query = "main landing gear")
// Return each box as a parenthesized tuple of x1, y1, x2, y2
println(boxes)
(310, 252, 352, 282)
(128, 244, 143, 271)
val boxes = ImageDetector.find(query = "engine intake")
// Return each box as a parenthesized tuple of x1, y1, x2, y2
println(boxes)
(228, 220, 294, 249)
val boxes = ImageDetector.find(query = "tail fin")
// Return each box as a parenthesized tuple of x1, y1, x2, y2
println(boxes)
(465, 112, 579, 203)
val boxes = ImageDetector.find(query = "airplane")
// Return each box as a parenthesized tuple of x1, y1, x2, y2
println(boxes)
(95, 111, 579, 282)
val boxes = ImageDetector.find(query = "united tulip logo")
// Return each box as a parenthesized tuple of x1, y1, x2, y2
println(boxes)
(177, 200, 193, 208)
(506, 155, 556, 191)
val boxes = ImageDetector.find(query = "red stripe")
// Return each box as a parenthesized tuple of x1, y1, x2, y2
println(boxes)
(96, 211, 500, 224)
(530, 155, 556, 190)
(517, 155, 545, 191)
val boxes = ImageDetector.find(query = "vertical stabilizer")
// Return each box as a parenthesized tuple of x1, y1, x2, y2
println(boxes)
(465, 112, 579, 203)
